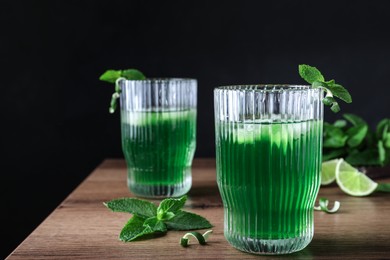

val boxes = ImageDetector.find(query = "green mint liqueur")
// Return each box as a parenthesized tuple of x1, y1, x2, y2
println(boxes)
(216, 120, 322, 244)
(121, 109, 196, 197)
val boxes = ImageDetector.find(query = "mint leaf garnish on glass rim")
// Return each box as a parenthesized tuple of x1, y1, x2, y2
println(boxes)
(99, 68, 146, 113)
(299, 64, 352, 113)
(104, 195, 213, 242)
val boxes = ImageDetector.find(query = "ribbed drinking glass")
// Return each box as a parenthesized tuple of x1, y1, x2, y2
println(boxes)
(214, 85, 323, 254)
(119, 78, 197, 198)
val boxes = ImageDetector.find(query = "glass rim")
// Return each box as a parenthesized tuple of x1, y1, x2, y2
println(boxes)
(214, 84, 316, 92)
(119, 78, 197, 83)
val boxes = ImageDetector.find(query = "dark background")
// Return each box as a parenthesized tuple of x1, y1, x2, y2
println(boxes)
(1, 0, 390, 258)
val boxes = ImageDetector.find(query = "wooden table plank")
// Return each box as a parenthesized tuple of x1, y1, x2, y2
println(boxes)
(7, 159, 390, 259)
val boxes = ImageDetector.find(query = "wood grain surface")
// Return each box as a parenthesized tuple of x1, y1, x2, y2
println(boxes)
(7, 159, 390, 259)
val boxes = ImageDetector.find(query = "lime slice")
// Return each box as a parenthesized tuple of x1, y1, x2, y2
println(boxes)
(335, 159, 378, 196)
(321, 159, 340, 185)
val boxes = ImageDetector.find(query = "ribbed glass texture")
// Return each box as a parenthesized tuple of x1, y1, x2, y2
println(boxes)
(119, 78, 197, 198)
(214, 85, 323, 254)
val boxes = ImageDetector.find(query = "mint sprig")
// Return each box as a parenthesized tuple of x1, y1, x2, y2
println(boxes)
(99, 69, 146, 83)
(299, 64, 352, 113)
(323, 114, 390, 167)
(104, 195, 213, 242)
(99, 69, 146, 113)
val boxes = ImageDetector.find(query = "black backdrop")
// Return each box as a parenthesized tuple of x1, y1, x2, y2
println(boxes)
(1, 0, 390, 257)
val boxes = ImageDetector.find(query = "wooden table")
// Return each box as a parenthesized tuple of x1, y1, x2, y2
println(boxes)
(7, 159, 390, 259)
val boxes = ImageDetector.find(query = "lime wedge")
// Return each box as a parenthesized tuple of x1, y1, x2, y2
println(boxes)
(335, 159, 378, 196)
(321, 159, 340, 185)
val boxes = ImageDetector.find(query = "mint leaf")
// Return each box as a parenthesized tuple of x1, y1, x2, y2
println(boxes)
(119, 215, 147, 242)
(322, 96, 335, 106)
(376, 183, 390, 192)
(345, 149, 381, 166)
(346, 125, 368, 148)
(323, 122, 348, 148)
(165, 210, 212, 230)
(330, 102, 341, 113)
(343, 114, 366, 127)
(99, 70, 122, 83)
(376, 119, 390, 140)
(385, 133, 390, 149)
(299, 64, 325, 83)
(298, 64, 352, 113)
(119, 216, 167, 242)
(326, 83, 352, 103)
(143, 217, 167, 233)
(121, 69, 146, 80)
(313, 81, 341, 112)
(324, 122, 345, 136)
(333, 119, 347, 128)
(106, 196, 213, 243)
(378, 140, 386, 164)
(157, 196, 187, 216)
(323, 135, 348, 148)
(99, 69, 146, 83)
(324, 115, 390, 167)
(323, 149, 346, 161)
(99, 68, 146, 113)
(104, 198, 157, 218)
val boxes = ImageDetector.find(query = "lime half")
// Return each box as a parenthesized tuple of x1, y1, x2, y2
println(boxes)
(335, 159, 378, 196)
(321, 159, 340, 185)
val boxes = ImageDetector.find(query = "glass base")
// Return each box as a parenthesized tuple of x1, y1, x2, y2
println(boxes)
(225, 230, 313, 255)
(127, 174, 191, 198)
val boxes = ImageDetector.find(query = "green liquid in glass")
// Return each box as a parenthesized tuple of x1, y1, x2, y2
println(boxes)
(121, 109, 196, 197)
(216, 120, 322, 253)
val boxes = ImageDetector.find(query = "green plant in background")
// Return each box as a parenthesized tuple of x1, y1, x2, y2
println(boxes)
(323, 114, 390, 166)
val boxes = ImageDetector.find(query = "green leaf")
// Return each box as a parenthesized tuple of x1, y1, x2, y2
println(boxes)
(378, 140, 386, 164)
(157, 196, 187, 217)
(376, 119, 390, 140)
(323, 135, 348, 148)
(322, 96, 335, 106)
(121, 69, 146, 80)
(119, 216, 167, 242)
(376, 183, 390, 192)
(104, 198, 157, 218)
(322, 149, 346, 161)
(385, 133, 390, 149)
(365, 130, 376, 147)
(299, 64, 325, 84)
(99, 69, 146, 83)
(346, 125, 368, 148)
(165, 210, 213, 230)
(99, 70, 122, 83)
(119, 215, 147, 242)
(324, 122, 344, 136)
(323, 122, 348, 148)
(312, 80, 327, 88)
(345, 149, 381, 166)
(326, 83, 352, 103)
(343, 114, 366, 127)
(330, 101, 341, 113)
(325, 79, 335, 85)
(333, 119, 347, 128)
(143, 217, 168, 233)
